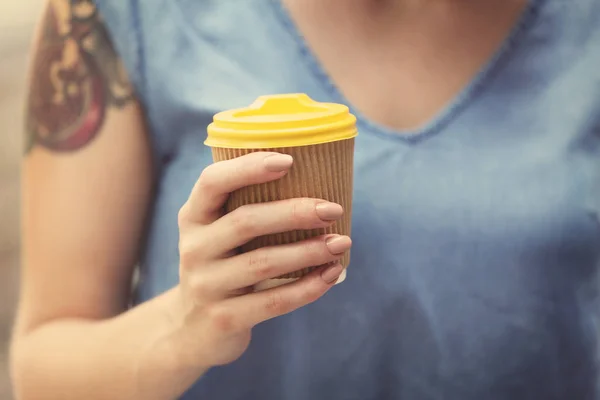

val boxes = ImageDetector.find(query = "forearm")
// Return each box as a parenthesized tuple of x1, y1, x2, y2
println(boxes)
(10, 287, 207, 400)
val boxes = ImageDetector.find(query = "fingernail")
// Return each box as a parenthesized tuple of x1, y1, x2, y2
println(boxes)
(264, 154, 293, 172)
(315, 202, 344, 221)
(321, 263, 344, 284)
(326, 235, 352, 255)
(335, 269, 347, 285)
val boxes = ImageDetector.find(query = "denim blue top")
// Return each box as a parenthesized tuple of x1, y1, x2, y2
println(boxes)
(95, 0, 600, 398)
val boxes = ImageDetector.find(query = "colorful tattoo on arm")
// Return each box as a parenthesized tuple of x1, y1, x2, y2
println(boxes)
(25, 0, 134, 154)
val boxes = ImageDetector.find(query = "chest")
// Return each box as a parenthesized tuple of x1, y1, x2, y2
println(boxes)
(280, 0, 529, 131)
(143, 0, 600, 274)
(351, 127, 598, 263)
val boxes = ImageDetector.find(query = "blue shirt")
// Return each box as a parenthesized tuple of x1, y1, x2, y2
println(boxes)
(96, 0, 600, 398)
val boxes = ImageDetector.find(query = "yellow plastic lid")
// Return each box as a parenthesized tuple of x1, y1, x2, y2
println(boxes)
(205, 93, 357, 149)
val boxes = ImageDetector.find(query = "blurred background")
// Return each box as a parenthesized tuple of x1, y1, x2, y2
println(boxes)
(0, 1, 44, 398)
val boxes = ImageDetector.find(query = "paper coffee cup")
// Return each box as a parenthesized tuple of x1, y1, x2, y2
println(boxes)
(205, 94, 356, 287)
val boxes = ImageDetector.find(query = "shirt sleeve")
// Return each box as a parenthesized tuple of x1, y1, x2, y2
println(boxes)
(94, 0, 145, 98)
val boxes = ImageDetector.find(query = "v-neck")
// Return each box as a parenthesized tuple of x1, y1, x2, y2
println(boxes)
(269, 0, 547, 144)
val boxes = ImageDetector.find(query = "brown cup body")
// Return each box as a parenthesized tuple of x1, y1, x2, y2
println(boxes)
(211, 138, 354, 279)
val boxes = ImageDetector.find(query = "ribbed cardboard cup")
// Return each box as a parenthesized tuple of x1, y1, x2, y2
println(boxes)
(211, 138, 354, 282)
(207, 93, 356, 289)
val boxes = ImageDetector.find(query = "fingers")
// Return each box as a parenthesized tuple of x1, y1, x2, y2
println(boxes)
(206, 263, 344, 332)
(179, 152, 294, 225)
(189, 235, 352, 298)
(205, 198, 344, 257)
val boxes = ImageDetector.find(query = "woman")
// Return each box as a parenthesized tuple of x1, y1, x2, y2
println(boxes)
(10, 0, 600, 399)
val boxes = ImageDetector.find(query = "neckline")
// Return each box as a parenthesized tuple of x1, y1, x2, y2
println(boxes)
(269, 0, 546, 144)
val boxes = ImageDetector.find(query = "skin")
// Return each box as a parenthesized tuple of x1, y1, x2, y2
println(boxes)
(26, 0, 133, 153)
(283, 0, 527, 131)
(11, 0, 526, 398)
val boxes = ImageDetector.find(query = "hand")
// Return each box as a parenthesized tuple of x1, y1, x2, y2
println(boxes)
(173, 152, 352, 368)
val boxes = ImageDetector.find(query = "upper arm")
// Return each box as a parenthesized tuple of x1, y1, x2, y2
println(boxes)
(17, 0, 153, 335)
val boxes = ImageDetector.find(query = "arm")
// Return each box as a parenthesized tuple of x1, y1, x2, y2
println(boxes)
(11, 1, 203, 398)
(11, 2, 348, 399)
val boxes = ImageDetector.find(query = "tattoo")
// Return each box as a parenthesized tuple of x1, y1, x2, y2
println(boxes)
(25, 0, 134, 154)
